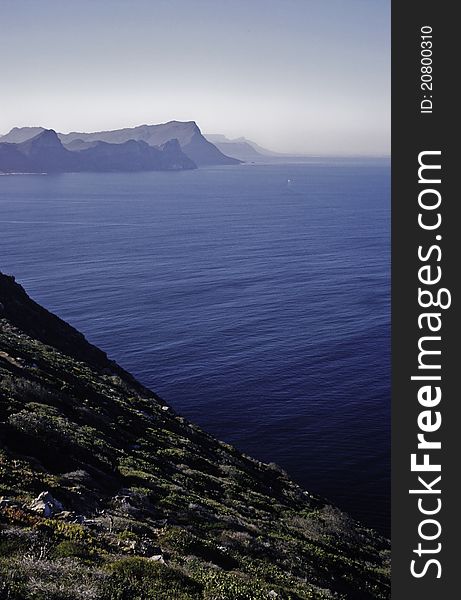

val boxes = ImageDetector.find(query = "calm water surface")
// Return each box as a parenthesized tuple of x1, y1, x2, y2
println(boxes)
(0, 162, 390, 533)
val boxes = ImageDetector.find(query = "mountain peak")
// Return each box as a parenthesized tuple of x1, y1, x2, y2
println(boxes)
(29, 128, 60, 143)
(16, 129, 66, 160)
(0, 126, 46, 144)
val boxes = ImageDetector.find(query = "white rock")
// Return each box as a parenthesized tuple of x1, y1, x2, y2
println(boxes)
(30, 491, 63, 517)
(149, 554, 165, 564)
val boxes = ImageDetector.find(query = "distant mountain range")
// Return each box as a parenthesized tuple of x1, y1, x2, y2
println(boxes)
(0, 121, 241, 173)
(204, 134, 288, 162)
(0, 129, 195, 173)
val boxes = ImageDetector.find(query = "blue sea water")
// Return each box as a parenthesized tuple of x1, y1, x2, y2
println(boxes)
(0, 162, 390, 534)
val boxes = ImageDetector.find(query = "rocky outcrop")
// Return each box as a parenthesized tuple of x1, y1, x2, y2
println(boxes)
(29, 492, 64, 517)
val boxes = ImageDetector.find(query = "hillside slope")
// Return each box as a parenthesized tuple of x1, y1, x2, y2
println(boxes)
(0, 272, 389, 599)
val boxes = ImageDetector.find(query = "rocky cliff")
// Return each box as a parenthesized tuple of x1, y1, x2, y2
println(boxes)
(58, 121, 241, 166)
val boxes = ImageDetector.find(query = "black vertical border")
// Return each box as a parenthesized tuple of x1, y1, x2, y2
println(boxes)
(392, 1, 457, 598)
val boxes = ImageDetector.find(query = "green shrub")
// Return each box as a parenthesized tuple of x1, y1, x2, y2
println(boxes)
(201, 570, 273, 600)
(36, 520, 90, 543)
(0, 537, 24, 557)
(158, 527, 238, 570)
(0, 556, 104, 600)
(102, 557, 202, 600)
(51, 539, 91, 560)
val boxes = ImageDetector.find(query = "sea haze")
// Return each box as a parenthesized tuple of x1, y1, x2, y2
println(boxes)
(0, 161, 390, 534)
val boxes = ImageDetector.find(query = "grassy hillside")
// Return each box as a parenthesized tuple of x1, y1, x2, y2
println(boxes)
(0, 272, 390, 599)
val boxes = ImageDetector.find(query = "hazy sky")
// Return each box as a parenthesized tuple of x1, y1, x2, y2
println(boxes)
(0, 0, 390, 155)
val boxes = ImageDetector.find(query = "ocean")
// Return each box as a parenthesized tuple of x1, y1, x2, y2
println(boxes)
(0, 161, 390, 534)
